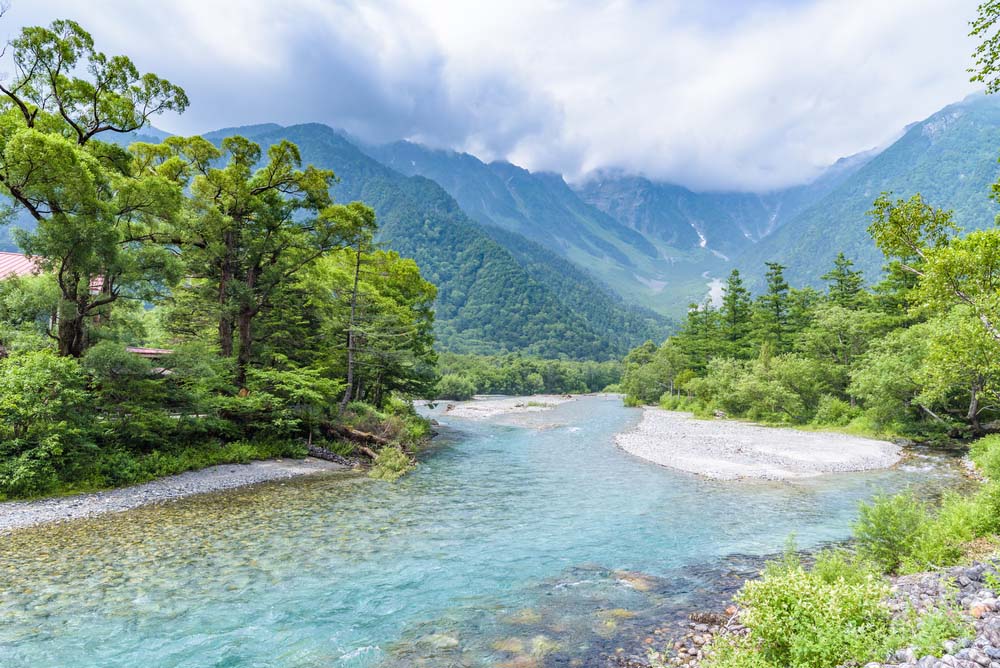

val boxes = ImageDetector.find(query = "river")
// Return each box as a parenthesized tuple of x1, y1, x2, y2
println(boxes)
(0, 395, 965, 667)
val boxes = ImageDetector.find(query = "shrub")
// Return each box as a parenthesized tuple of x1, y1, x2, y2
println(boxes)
(435, 373, 476, 401)
(971, 435, 1000, 480)
(369, 447, 414, 481)
(889, 605, 973, 657)
(0, 350, 94, 498)
(724, 550, 891, 668)
(853, 492, 926, 573)
(902, 491, 990, 572)
(812, 395, 859, 427)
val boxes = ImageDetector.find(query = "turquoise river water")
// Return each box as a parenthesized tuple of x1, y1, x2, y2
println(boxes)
(0, 396, 966, 667)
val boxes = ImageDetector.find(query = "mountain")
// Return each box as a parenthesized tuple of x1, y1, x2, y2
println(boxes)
(206, 123, 669, 358)
(364, 140, 732, 315)
(576, 149, 877, 262)
(737, 94, 1000, 286)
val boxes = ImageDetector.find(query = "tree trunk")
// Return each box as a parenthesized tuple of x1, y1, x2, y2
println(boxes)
(218, 230, 235, 358)
(56, 299, 88, 357)
(235, 306, 253, 389)
(968, 382, 983, 434)
(339, 240, 363, 412)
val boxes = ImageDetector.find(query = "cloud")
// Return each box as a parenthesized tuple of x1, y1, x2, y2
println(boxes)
(0, 0, 982, 191)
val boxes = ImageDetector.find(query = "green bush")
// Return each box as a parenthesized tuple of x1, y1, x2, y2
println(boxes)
(853, 492, 926, 573)
(971, 434, 1000, 480)
(902, 491, 991, 572)
(435, 373, 476, 400)
(889, 605, 973, 657)
(716, 550, 891, 668)
(369, 447, 414, 481)
(812, 395, 859, 427)
(0, 350, 95, 498)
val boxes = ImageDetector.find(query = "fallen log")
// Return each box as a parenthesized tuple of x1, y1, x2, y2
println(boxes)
(326, 424, 392, 447)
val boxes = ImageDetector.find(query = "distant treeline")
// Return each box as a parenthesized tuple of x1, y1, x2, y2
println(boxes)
(434, 353, 622, 400)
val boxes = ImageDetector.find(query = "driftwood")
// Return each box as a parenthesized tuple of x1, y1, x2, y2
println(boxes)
(320, 424, 391, 460)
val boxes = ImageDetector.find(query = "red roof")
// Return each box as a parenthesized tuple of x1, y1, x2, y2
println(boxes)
(0, 252, 103, 293)
(0, 252, 40, 278)
(125, 347, 174, 358)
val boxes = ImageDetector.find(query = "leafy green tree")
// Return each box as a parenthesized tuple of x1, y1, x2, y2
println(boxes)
(868, 193, 1000, 342)
(0, 20, 187, 357)
(849, 324, 932, 429)
(0, 349, 93, 497)
(159, 135, 365, 387)
(620, 340, 689, 405)
(436, 374, 476, 401)
(917, 307, 1000, 434)
(970, 1, 1000, 94)
(821, 252, 865, 308)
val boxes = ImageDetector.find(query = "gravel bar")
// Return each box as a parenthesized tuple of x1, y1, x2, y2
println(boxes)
(0, 457, 348, 533)
(616, 408, 902, 480)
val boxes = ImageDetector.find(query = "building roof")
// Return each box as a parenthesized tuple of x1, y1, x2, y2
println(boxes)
(0, 251, 103, 293)
(0, 251, 40, 278)
(125, 347, 174, 358)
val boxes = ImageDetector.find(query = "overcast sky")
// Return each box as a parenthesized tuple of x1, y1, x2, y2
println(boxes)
(3, 0, 984, 191)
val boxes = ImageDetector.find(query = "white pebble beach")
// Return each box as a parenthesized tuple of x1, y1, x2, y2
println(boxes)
(616, 408, 902, 480)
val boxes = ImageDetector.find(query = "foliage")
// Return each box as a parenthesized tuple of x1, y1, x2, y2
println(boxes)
(436, 352, 621, 397)
(436, 373, 476, 400)
(708, 550, 892, 668)
(0, 350, 94, 497)
(369, 447, 415, 481)
(0, 20, 443, 496)
(971, 434, 1000, 479)
(0, 20, 187, 357)
(892, 605, 974, 658)
(853, 492, 927, 574)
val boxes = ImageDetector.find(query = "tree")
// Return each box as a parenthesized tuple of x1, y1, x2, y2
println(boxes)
(161, 135, 367, 387)
(869, 193, 1000, 343)
(821, 252, 865, 308)
(340, 220, 376, 411)
(0, 20, 188, 356)
(0, 349, 93, 497)
(970, 1, 1000, 94)
(917, 307, 1000, 434)
(720, 269, 753, 357)
(753, 262, 791, 349)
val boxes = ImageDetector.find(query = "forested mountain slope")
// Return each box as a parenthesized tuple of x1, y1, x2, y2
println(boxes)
(737, 94, 1000, 285)
(207, 123, 669, 357)
(364, 140, 701, 313)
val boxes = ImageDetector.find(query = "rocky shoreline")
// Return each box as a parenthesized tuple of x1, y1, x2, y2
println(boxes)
(616, 408, 902, 480)
(624, 559, 1000, 668)
(0, 457, 348, 533)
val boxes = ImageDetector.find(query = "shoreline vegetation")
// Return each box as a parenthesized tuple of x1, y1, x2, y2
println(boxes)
(0, 20, 440, 502)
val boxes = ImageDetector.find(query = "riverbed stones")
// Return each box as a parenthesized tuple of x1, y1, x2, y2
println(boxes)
(656, 559, 1000, 668)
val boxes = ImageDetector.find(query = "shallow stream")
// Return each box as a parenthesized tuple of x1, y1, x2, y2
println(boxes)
(0, 396, 965, 667)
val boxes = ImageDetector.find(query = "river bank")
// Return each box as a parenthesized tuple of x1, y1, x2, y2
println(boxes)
(0, 457, 347, 533)
(616, 407, 903, 480)
(640, 558, 1000, 668)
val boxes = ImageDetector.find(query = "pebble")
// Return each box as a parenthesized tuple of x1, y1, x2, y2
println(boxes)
(0, 458, 348, 533)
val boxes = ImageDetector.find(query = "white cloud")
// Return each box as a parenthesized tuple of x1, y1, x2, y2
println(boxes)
(1, 0, 982, 190)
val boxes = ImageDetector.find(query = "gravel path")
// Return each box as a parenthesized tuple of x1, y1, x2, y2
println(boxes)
(616, 408, 901, 480)
(0, 457, 348, 533)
